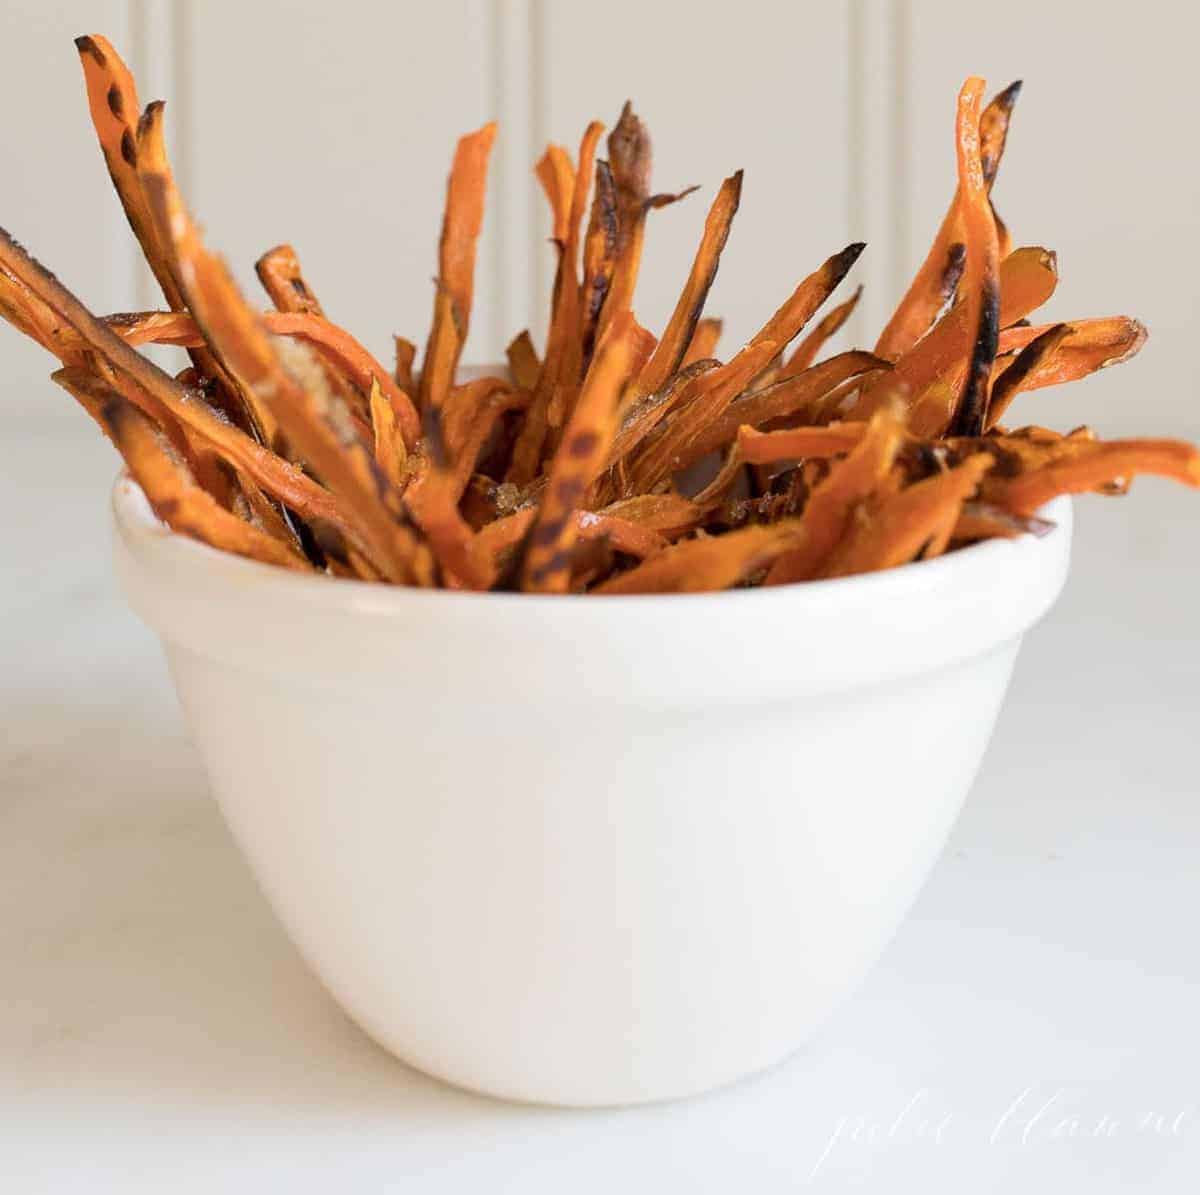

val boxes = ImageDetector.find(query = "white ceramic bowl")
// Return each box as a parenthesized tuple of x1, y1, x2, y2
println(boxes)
(111, 476, 1072, 1106)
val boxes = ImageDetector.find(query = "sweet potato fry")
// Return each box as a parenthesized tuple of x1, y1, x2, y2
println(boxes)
(737, 422, 867, 465)
(992, 317, 1147, 405)
(947, 78, 1001, 437)
(596, 493, 705, 538)
(0, 227, 358, 533)
(682, 317, 723, 366)
(393, 336, 416, 392)
(506, 330, 540, 391)
(683, 350, 890, 462)
(984, 322, 1072, 427)
(765, 402, 906, 584)
(952, 501, 1055, 543)
(580, 159, 619, 365)
(821, 454, 994, 577)
(988, 439, 1200, 514)
(626, 339, 778, 492)
(596, 103, 652, 338)
(56, 367, 309, 571)
(137, 170, 422, 582)
(74, 36, 183, 312)
(751, 243, 865, 360)
(779, 285, 863, 379)
(875, 81, 1019, 360)
(521, 313, 637, 592)
(593, 522, 803, 595)
(633, 171, 743, 397)
(369, 377, 407, 489)
(419, 123, 497, 411)
(856, 246, 1057, 416)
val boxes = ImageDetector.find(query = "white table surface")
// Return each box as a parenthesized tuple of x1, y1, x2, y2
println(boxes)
(2, 415, 1197, 1192)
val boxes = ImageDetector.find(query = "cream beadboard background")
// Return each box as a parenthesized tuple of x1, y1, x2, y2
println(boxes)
(1, 0, 1196, 442)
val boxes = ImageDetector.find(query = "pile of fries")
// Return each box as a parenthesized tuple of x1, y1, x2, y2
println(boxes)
(1, 37, 1196, 593)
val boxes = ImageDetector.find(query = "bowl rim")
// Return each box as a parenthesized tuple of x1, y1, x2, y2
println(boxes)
(111, 471, 1072, 612)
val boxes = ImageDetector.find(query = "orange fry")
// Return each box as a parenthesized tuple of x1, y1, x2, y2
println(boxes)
(419, 122, 497, 411)
(56, 368, 308, 571)
(857, 246, 1057, 416)
(681, 317, 723, 366)
(875, 80, 1019, 360)
(137, 169, 421, 582)
(822, 454, 994, 577)
(505, 329, 540, 390)
(989, 439, 1200, 514)
(685, 350, 890, 462)
(521, 313, 637, 592)
(593, 522, 803, 595)
(948, 77, 1001, 437)
(780, 284, 863, 378)
(737, 421, 867, 464)
(765, 402, 906, 584)
(634, 171, 743, 397)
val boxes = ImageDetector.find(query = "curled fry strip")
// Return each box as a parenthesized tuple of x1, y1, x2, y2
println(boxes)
(521, 313, 637, 592)
(56, 368, 308, 571)
(857, 246, 1057, 416)
(992, 317, 1147, 404)
(779, 285, 862, 379)
(393, 336, 416, 392)
(633, 171, 743, 397)
(988, 439, 1200, 515)
(984, 323, 1072, 428)
(948, 78, 1001, 437)
(593, 522, 804, 595)
(822, 454, 994, 577)
(875, 80, 1020, 360)
(419, 123, 497, 411)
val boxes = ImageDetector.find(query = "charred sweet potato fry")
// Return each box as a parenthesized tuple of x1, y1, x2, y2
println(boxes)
(56, 367, 308, 571)
(988, 439, 1200, 514)
(633, 171, 742, 397)
(875, 81, 1019, 360)
(946, 78, 1001, 437)
(521, 313, 637, 592)
(0, 47, 1195, 596)
(780, 285, 862, 379)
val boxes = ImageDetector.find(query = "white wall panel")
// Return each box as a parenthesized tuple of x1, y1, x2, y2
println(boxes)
(538, 0, 858, 358)
(184, 0, 498, 372)
(0, 1, 135, 418)
(900, 0, 1200, 438)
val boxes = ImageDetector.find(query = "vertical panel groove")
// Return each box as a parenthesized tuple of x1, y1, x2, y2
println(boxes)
(847, 0, 906, 345)
(487, 0, 541, 356)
